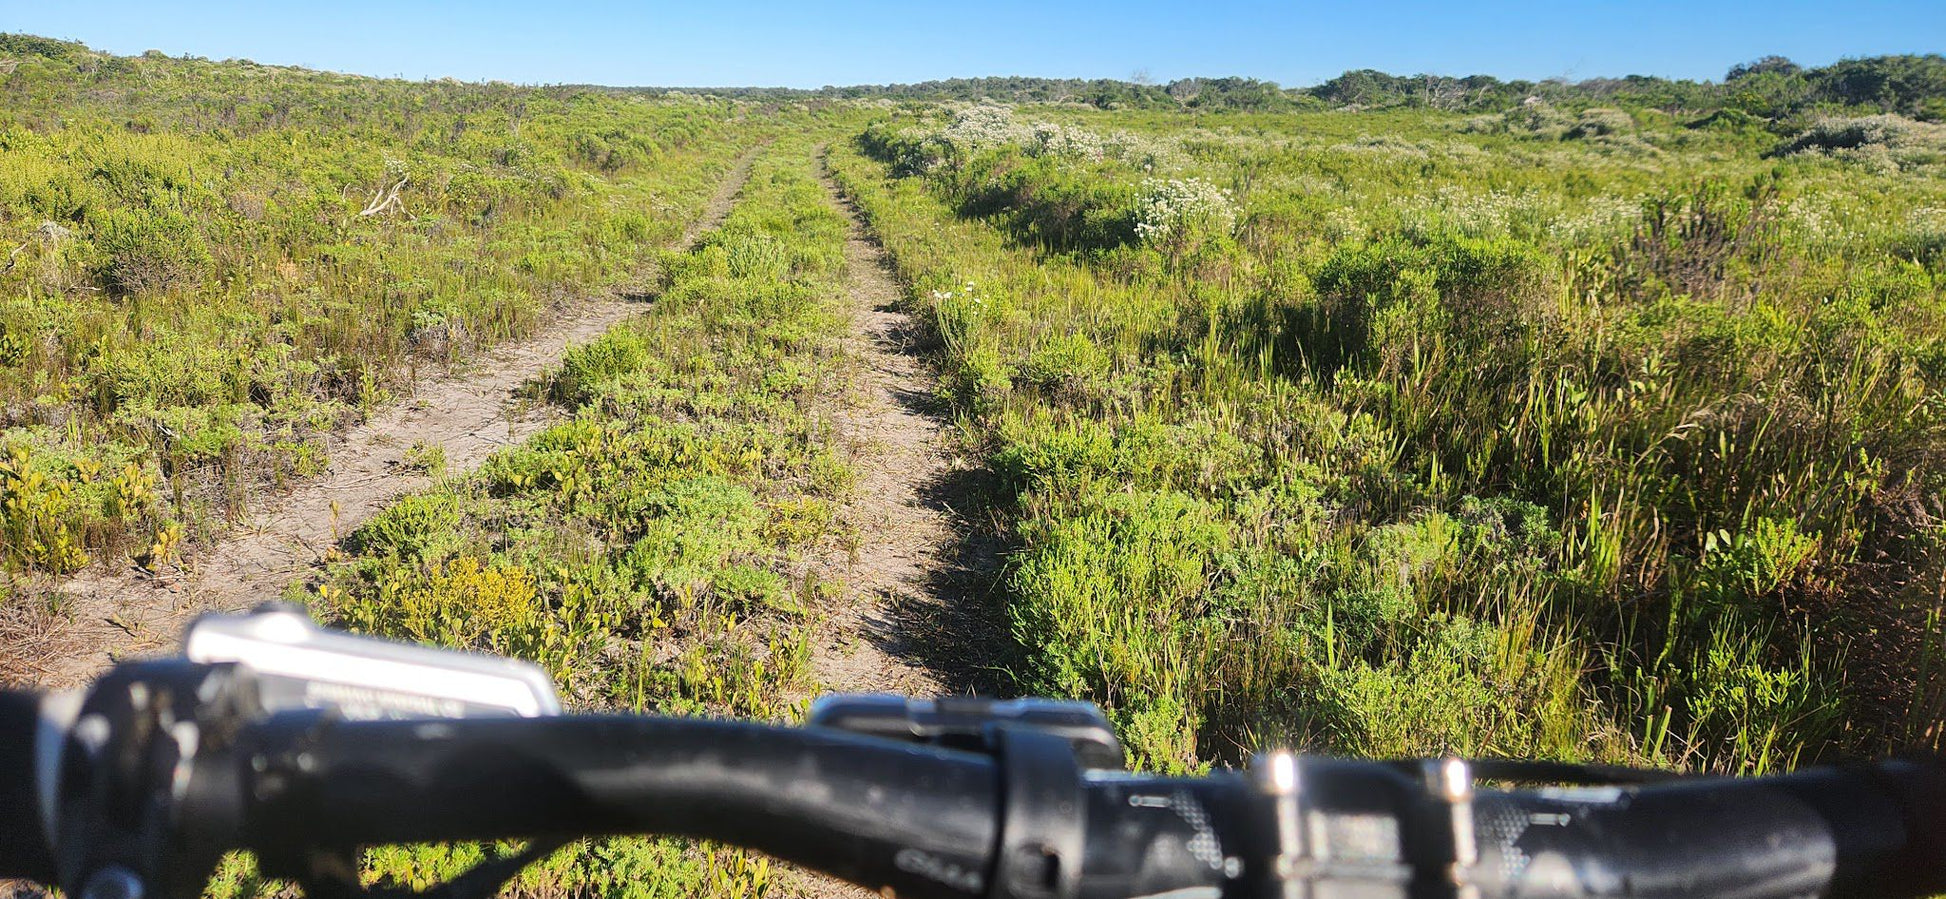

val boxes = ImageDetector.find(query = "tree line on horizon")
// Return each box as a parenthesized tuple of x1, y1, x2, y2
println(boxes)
(680, 54, 1946, 122)
(4, 33, 1942, 123)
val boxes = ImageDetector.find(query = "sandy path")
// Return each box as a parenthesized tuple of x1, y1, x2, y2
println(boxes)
(10, 147, 763, 690)
(787, 155, 1028, 899)
(808, 165, 988, 699)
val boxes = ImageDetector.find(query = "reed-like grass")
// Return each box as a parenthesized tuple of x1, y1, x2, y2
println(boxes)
(832, 100, 1946, 774)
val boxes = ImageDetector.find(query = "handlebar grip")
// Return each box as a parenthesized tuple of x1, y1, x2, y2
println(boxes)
(1469, 760, 1946, 899)
(0, 690, 56, 883)
(1777, 760, 1946, 898)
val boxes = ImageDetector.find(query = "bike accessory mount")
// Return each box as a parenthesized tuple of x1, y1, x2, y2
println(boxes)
(806, 693, 1126, 770)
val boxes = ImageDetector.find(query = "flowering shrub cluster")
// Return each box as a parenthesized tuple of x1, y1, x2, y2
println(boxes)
(1780, 196, 1853, 246)
(941, 104, 1031, 151)
(1397, 186, 1641, 242)
(1100, 130, 1179, 171)
(1029, 121, 1105, 161)
(939, 105, 1113, 163)
(1906, 206, 1946, 263)
(1780, 114, 1946, 173)
(880, 106, 1025, 174)
(1133, 177, 1237, 253)
(882, 105, 1178, 175)
(1787, 114, 1939, 151)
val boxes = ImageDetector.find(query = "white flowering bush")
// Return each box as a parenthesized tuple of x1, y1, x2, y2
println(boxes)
(886, 105, 1041, 174)
(940, 104, 1032, 152)
(1788, 115, 1923, 151)
(1133, 177, 1238, 255)
(1780, 196, 1852, 247)
(868, 105, 1164, 181)
(1906, 206, 1946, 263)
(1910, 207, 1946, 237)
(1397, 186, 1641, 243)
(1333, 135, 1433, 160)
(1101, 130, 1178, 171)
(1028, 121, 1105, 161)
(1558, 195, 1644, 241)
(886, 126, 944, 175)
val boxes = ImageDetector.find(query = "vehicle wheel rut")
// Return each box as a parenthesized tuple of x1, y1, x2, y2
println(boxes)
(7, 145, 766, 690)
(807, 160, 1001, 700)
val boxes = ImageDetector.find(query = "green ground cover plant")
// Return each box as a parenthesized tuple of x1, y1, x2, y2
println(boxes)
(0, 36, 762, 579)
(832, 97, 1946, 775)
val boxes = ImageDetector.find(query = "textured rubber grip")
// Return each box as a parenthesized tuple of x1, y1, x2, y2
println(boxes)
(0, 689, 55, 883)
(1463, 762, 1946, 899)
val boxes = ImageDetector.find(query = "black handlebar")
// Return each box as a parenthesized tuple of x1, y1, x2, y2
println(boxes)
(243, 714, 1003, 896)
(245, 716, 1946, 899)
(1468, 764, 1944, 898)
(3, 660, 1943, 899)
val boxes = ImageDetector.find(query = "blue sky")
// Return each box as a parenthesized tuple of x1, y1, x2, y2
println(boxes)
(1, 1, 1940, 89)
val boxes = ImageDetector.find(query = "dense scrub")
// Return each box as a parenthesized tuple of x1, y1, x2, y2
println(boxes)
(675, 51, 1946, 121)
(0, 36, 760, 579)
(277, 145, 855, 897)
(833, 100, 1946, 775)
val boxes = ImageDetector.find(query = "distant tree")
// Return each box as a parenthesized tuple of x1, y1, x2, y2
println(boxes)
(1807, 55, 1946, 116)
(1185, 77, 1295, 112)
(536, 49, 1946, 123)
(1313, 69, 1397, 107)
(1420, 75, 1469, 110)
(0, 33, 84, 60)
(1726, 56, 1801, 81)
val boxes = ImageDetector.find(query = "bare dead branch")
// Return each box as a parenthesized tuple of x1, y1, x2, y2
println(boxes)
(357, 176, 410, 218)
(1, 240, 27, 275)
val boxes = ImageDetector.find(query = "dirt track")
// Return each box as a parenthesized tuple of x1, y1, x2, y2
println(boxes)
(8, 147, 762, 690)
(808, 161, 1002, 699)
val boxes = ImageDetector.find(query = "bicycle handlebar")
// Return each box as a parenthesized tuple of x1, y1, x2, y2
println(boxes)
(166, 711, 1946, 899)
(244, 714, 1004, 896)
(4, 656, 1942, 899)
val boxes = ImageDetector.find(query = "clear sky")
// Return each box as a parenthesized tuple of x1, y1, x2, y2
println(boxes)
(1, 1, 1940, 89)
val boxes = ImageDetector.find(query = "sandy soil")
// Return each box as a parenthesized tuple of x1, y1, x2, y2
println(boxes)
(806, 162, 1011, 701)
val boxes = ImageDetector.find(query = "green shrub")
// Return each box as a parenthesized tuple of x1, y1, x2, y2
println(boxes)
(91, 208, 211, 294)
(548, 327, 653, 405)
(623, 477, 765, 593)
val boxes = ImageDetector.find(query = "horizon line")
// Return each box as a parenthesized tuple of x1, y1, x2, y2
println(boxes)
(10, 31, 1937, 95)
